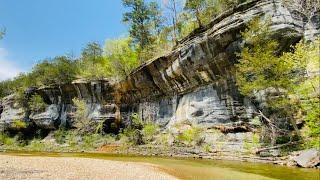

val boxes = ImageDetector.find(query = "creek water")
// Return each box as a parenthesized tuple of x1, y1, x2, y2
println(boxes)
(1, 151, 319, 180)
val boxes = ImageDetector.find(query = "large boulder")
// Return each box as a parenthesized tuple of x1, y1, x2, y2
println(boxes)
(29, 104, 60, 129)
(293, 149, 320, 168)
(0, 94, 27, 131)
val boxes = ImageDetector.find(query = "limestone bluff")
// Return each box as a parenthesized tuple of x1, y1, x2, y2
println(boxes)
(0, 0, 319, 152)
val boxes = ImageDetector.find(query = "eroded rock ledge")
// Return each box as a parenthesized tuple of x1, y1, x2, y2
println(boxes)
(0, 0, 319, 152)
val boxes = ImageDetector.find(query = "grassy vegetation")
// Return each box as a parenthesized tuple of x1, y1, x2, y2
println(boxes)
(176, 126, 204, 146)
(11, 120, 28, 130)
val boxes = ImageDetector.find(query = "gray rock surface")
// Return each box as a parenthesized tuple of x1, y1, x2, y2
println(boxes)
(29, 105, 60, 129)
(0, 94, 27, 131)
(0, 0, 319, 136)
(293, 149, 320, 168)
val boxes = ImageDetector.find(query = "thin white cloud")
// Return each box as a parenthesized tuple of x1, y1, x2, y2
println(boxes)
(0, 48, 23, 81)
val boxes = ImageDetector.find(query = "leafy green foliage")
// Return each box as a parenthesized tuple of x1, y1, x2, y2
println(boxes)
(184, 0, 247, 28)
(0, 56, 78, 98)
(122, 0, 160, 49)
(236, 17, 319, 147)
(12, 120, 28, 129)
(78, 42, 111, 80)
(290, 39, 320, 148)
(176, 126, 203, 146)
(28, 95, 47, 112)
(0, 133, 16, 146)
(236, 18, 299, 145)
(142, 123, 160, 142)
(119, 113, 161, 145)
(119, 113, 144, 145)
(54, 128, 68, 144)
(184, 0, 206, 27)
(31, 56, 78, 86)
(131, 113, 144, 129)
(104, 37, 139, 79)
(72, 98, 94, 135)
(236, 18, 296, 97)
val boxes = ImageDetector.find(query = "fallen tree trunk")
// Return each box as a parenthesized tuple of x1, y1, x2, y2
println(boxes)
(255, 141, 301, 154)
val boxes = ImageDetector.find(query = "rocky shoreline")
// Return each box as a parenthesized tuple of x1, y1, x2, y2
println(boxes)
(1, 145, 319, 169)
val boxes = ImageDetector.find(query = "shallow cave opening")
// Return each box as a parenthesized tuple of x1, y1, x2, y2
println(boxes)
(102, 119, 120, 134)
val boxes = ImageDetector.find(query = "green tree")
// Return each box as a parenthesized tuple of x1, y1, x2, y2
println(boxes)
(289, 39, 320, 148)
(78, 42, 110, 80)
(163, 0, 183, 42)
(184, 0, 206, 27)
(149, 1, 164, 36)
(236, 18, 302, 145)
(72, 98, 97, 135)
(81, 42, 103, 62)
(104, 37, 139, 79)
(31, 56, 78, 86)
(201, 0, 246, 24)
(122, 0, 164, 61)
(122, 0, 154, 49)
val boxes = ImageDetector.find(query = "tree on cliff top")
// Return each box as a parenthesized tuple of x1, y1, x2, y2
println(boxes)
(184, 0, 206, 27)
(122, 0, 155, 49)
(104, 37, 139, 79)
(122, 0, 164, 61)
(78, 42, 111, 80)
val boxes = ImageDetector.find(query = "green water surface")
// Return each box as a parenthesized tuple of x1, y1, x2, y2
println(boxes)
(1, 151, 319, 180)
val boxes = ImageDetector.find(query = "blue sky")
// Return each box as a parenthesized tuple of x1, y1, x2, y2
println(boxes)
(0, 0, 129, 80)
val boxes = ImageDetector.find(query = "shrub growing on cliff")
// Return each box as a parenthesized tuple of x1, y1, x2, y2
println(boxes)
(72, 98, 96, 135)
(54, 128, 68, 144)
(235, 18, 302, 145)
(0, 133, 16, 146)
(12, 120, 28, 129)
(142, 123, 160, 143)
(119, 113, 161, 145)
(28, 95, 47, 112)
(119, 113, 144, 145)
(176, 126, 204, 146)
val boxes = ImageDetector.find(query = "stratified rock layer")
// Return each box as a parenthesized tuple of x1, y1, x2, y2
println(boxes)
(115, 0, 318, 127)
(1, 0, 319, 133)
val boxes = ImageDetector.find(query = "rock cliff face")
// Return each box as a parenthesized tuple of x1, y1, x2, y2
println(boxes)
(0, 80, 119, 131)
(0, 0, 319, 135)
(116, 0, 318, 127)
